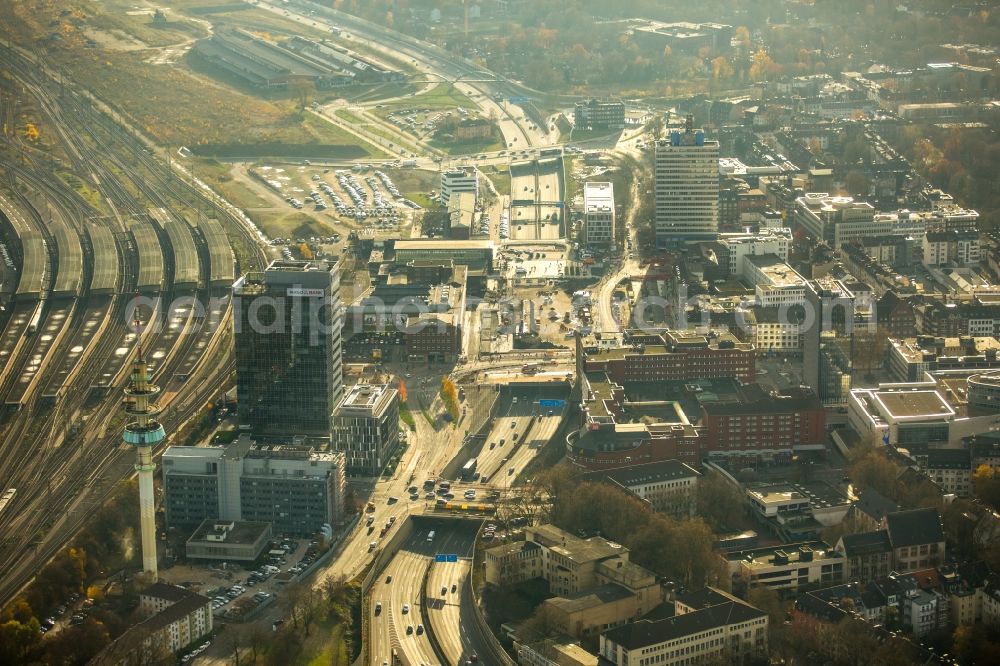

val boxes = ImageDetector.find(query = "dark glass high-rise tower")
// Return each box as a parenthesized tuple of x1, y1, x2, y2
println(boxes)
(233, 260, 344, 438)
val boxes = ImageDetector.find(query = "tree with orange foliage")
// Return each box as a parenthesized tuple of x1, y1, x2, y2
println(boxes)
(398, 379, 408, 404)
(440, 376, 459, 422)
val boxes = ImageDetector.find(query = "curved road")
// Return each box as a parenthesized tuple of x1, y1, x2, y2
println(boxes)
(258, 0, 550, 150)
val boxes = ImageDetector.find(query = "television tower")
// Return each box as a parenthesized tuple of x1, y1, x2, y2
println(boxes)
(122, 307, 165, 580)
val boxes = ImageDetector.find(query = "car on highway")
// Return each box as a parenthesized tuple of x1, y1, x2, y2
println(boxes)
(441, 586, 448, 595)
(375, 601, 382, 615)
(406, 625, 413, 634)
(451, 584, 457, 592)
(402, 603, 410, 614)
(416, 624, 424, 635)
(385, 575, 393, 584)
(369, 542, 377, 551)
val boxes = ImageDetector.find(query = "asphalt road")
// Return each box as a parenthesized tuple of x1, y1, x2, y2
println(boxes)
(369, 525, 478, 666)
(259, 1, 548, 151)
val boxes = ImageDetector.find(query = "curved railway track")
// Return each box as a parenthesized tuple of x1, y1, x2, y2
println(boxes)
(0, 43, 267, 605)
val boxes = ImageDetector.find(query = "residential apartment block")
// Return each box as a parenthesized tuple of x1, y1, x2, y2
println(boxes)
(92, 585, 213, 665)
(580, 460, 699, 519)
(598, 587, 767, 666)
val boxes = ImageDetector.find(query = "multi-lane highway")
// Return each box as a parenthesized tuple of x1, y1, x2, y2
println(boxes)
(369, 522, 479, 666)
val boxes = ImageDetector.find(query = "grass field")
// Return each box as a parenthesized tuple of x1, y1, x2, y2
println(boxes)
(247, 210, 340, 240)
(335, 110, 424, 156)
(56, 171, 109, 214)
(428, 131, 504, 156)
(484, 169, 511, 197)
(0, 1, 386, 151)
(384, 168, 438, 203)
(563, 156, 578, 203)
(375, 83, 476, 113)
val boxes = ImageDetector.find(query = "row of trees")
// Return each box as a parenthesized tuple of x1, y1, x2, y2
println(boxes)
(536, 467, 728, 589)
(1, 481, 142, 665)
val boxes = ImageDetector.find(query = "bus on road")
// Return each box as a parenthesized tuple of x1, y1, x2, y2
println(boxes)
(461, 458, 478, 481)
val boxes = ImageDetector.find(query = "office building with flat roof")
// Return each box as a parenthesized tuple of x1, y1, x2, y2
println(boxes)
(332, 383, 400, 475)
(723, 541, 845, 593)
(654, 116, 719, 247)
(162, 435, 346, 536)
(573, 98, 625, 130)
(583, 329, 755, 384)
(392, 239, 494, 271)
(795, 193, 880, 247)
(583, 181, 615, 248)
(744, 254, 808, 306)
(440, 167, 478, 207)
(185, 520, 273, 562)
(233, 260, 344, 438)
(847, 385, 955, 449)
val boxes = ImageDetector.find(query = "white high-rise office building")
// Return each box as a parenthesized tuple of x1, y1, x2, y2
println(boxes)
(654, 115, 719, 248)
(440, 167, 478, 207)
(583, 181, 615, 248)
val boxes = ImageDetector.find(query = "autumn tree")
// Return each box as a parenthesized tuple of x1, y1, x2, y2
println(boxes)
(398, 378, 408, 404)
(696, 470, 744, 531)
(749, 49, 778, 81)
(440, 376, 460, 422)
(747, 585, 786, 641)
(711, 56, 733, 81)
(849, 446, 900, 495)
(974, 464, 1000, 510)
(850, 325, 888, 381)
(734, 26, 751, 49)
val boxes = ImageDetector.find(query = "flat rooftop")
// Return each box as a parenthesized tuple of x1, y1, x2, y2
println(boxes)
(747, 481, 850, 510)
(891, 336, 1000, 363)
(746, 254, 806, 288)
(187, 519, 271, 545)
(394, 239, 493, 250)
(528, 524, 626, 565)
(341, 383, 392, 409)
(584, 182, 614, 213)
(873, 389, 955, 420)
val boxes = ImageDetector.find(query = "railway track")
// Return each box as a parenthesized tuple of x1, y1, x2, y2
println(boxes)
(0, 42, 266, 605)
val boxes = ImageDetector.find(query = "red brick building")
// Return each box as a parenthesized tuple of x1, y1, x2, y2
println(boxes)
(583, 330, 756, 384)
(700, 384, 825, 467)
(568, 375, 702, 470)
(454, 118, 493, 141)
